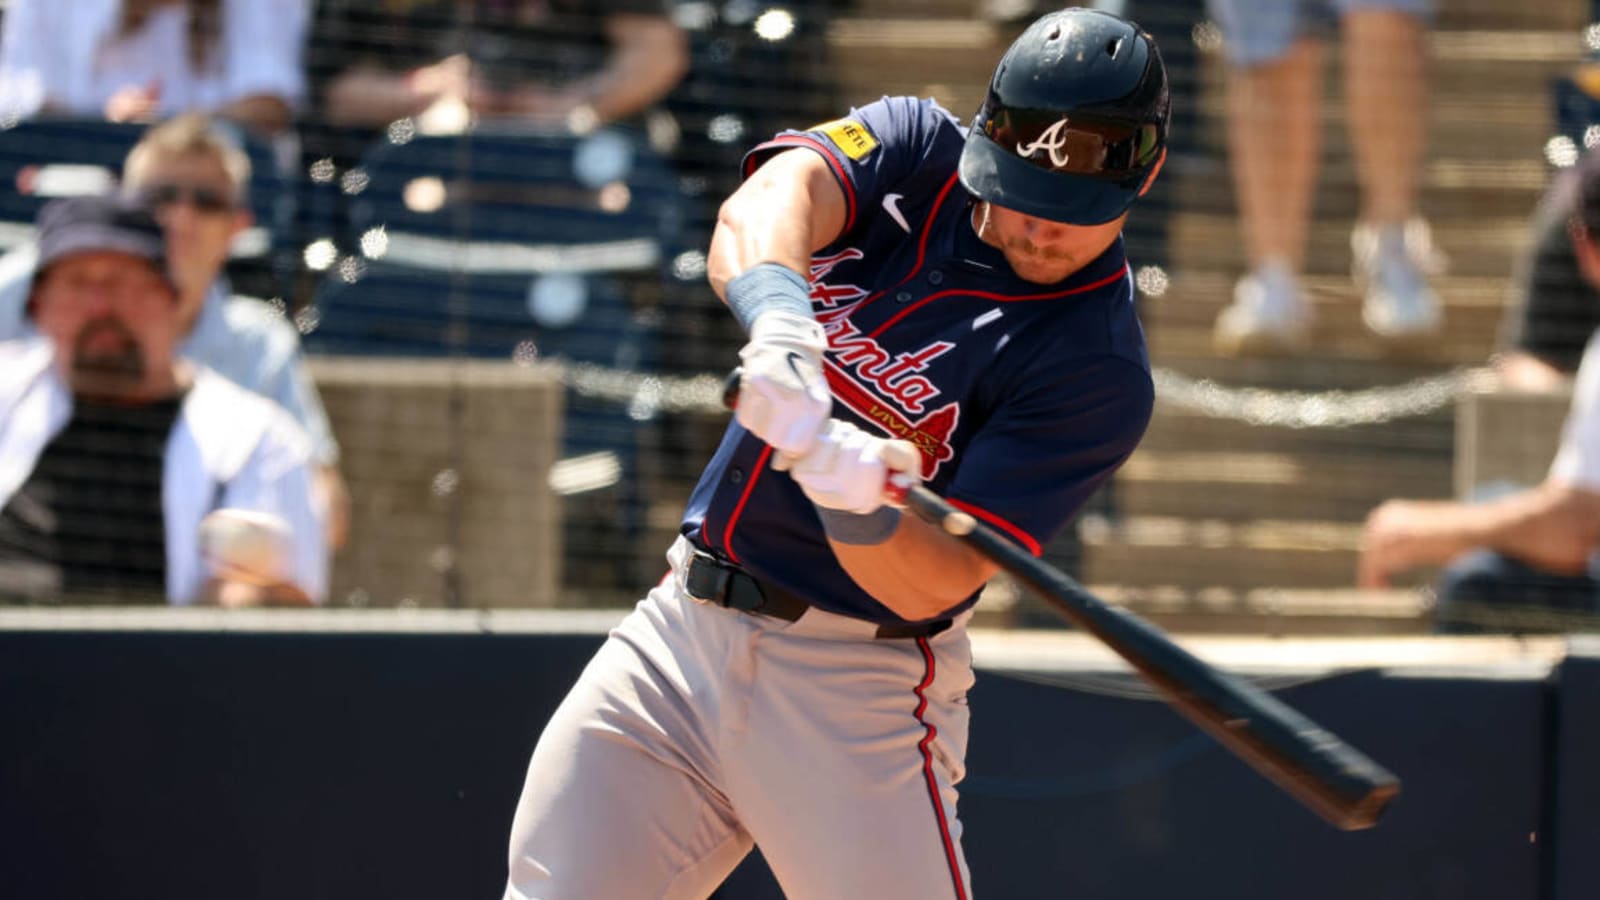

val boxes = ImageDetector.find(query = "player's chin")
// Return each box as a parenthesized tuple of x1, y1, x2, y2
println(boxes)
(1008, 257, 1076, 285)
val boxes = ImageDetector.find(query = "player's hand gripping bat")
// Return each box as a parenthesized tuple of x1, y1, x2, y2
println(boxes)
(724, 369, 1401, 830)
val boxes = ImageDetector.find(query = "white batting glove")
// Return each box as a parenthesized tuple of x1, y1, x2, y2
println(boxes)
(788, 420, 921, 514)
(736, 311, 832, 458)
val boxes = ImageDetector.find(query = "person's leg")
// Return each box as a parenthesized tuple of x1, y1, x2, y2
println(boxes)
(503, 557, 754, 900)
(723, 611, 977, 900)
(1341, 5, 1429, 229)
(1207, 0, 1325, 353)
(1226, 41, 1325, 276)
(1434, 549, 1600, 634)
(1339, 1, 1441, 337)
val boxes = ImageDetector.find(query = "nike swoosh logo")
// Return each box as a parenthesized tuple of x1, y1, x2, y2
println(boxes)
(785, 350, 808, 383)
(883, 192, 911, 233)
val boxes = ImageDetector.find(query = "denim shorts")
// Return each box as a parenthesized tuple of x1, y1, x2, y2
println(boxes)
(1205, 0, 1435, 66)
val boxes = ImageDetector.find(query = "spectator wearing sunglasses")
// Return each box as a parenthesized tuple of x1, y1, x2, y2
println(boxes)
(0, 114, 349, 550)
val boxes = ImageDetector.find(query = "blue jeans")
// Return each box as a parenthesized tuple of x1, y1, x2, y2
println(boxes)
(1433, 550, 1600, 634)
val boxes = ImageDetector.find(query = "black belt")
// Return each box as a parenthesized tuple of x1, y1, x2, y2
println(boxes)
(683, 548, 951, 641)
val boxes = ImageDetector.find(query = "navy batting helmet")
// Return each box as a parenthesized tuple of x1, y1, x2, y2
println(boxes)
(959, 8, 1169, 225)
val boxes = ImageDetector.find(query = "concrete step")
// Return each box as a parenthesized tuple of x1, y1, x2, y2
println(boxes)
(1168, 211, 1529, 277)
(1170, 154, 1550, 221)
(847, 0, 990, 19)
(1138, 270, 1511, 359)
(1146, 323, 1498, 367)
(1138, 402, 1454, 455)
(844, 0, 1586, 33)
(1140, 352, 1463, 389)
(1112, 447, 1454, 521)
(1433, 1, 1586, 32)
(1077, 515, 1419, 592)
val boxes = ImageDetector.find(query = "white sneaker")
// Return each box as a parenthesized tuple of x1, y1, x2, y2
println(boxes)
(1352, 219, 1442, 339)
(1213, 260, 1313, 355)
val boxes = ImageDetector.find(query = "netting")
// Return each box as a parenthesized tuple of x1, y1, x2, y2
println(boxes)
(0, 0, 1596, 636)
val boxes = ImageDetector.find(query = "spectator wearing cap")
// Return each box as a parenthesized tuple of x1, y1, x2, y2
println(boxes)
(1358, 150, 1600, 633)
(0, 192, 326, 606)
(0, 113, 350, 550)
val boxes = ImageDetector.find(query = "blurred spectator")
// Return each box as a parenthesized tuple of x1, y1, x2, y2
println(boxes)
(0, 193, 325, 605)
(1494, 163, 1600, 391)
(1357, 151, 1600, 633)
(1207, 0, 1441, 355)
(0, 114, 349, 549)
(0, 0, 309, 136)
(313, 0, 687, 141)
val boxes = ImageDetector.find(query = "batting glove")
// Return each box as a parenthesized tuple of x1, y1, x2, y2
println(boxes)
(736, 311, 832, 458)
(788, 419, 921, 514)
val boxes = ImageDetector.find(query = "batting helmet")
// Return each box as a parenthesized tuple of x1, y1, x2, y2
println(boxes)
(959, 8, 1169, 225)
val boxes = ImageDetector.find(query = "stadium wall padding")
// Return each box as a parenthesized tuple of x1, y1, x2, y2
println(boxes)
(0, 617, 1581, 900)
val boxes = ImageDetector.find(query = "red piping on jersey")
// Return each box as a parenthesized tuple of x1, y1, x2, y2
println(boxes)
(718, 445, 775, 564)
(846, 172, 962, 317)
(914, 637, 969, 900)
(904, 172, 962, 288)
(948, 499, 1043, 557)
(747, 135, 859, 235)
(869, 264, 1131, 339)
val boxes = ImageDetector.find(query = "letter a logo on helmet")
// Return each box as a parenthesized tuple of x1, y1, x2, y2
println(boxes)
(1016, 118, 1075, 168)
(959, 7, 1170, 226)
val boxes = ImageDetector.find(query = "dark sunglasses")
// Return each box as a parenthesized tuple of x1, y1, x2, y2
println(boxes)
(140, 183, 235, 214)
(978, 101, 1163, 184)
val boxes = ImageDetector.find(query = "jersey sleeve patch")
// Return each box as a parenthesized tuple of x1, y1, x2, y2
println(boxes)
(811, 118, 880, 161)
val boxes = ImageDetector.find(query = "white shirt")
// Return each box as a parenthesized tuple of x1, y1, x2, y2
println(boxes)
(0, 0, 308, 120)
(0, 336, 327, 603)
(0, 242, 339, 464)
(1550, 329, 1600, 490)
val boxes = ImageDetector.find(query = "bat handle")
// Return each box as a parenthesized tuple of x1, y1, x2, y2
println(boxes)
(883, 470, 913, 506)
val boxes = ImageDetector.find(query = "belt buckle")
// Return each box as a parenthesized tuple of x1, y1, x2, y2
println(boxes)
(686, 549, 733, 607)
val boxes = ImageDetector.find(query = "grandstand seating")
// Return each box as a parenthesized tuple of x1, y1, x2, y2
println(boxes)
(0, 117, 292, 294)
(300, 125, 687, 596)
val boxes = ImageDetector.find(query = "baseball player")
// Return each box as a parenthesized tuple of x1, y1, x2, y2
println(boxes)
(503, 9, 1169, 898)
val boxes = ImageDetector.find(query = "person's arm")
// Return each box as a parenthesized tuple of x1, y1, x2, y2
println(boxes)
(202, 576, 313, 607)
(1494, 351, 1574, 392)
(210, 425, 330, 605)
(214, 94, 293, 135)
(322, 56, 469, 128)
(495, 12, 688, 124)
(1359, 480, 1600, 587)
(707, 147, 847, 292)
(215, 0, 307, 134)
(195, 507, 317, 607)
(834, 512, 999, 621)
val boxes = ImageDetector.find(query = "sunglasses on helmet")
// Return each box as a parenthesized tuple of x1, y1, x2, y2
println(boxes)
(977, 101, 1163, 185)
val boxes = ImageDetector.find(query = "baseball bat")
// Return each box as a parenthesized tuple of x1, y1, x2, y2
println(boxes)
(724, 370, 1401, 830)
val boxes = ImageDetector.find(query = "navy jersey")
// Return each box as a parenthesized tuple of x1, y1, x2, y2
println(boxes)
(681, 96, 1154, 625)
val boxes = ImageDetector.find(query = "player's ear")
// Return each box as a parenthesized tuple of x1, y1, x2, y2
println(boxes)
(1136, 148, 1167, 198)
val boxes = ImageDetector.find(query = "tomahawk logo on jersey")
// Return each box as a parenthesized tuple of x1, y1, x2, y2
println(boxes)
(682, 96, 1155, 626)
